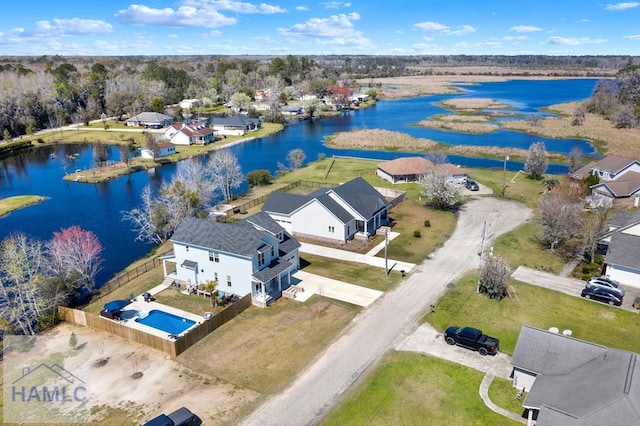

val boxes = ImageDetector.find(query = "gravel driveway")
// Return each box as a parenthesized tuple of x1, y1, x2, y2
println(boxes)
(241, 197, 532, 426)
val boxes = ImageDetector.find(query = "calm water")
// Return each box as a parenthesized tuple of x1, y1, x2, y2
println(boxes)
(0, 79, 599, 286)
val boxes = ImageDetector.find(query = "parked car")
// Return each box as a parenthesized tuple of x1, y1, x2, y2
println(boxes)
(586, 276, 625, 297)
(581, 286, 623, 306)
(444, 326, 499, 356)
(465, 179, 479, 191)
(144, 407, 200, 426)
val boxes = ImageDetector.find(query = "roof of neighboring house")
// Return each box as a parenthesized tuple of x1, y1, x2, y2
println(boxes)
(262, 190, 354, 224)
(126, 112, 173, 123)
(245, 211, 286, 236)
(604, 230, 640, 270)
(572, 155, 638, 179)
(330, 176, 389, 219)
(377, 157, 432, 176)
(377, 157, 468, 178)
(512, 325, 608, 376)
(209, 115, 260, 127)
(171, 217, 271, 258)
(168, 121, 217, 137)
(513, 325, 640, 425)
(591, 171, 640, 197)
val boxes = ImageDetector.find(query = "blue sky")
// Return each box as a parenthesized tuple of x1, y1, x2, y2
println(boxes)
(0, 1, 639, 56)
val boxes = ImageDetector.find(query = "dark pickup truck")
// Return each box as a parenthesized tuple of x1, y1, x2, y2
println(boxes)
(444, 326, 499, 356)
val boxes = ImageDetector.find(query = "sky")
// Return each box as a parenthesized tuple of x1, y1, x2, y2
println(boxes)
(0, 1, 639, 56)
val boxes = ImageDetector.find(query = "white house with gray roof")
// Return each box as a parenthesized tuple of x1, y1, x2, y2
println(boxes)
(511, 325, 640, 425)
(161, 212, 300, 307)
(261, 177, 390, 244)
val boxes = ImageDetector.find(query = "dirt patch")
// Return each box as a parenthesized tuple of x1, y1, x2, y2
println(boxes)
(9, 322, 260, 425)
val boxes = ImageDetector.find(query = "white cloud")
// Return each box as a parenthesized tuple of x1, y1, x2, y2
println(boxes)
(510, 25, 542, 33)
(277, 12, 369, 47)
(184, 0, 286, 14)
(503, 35, 528, 41)
(414, 21, 449, 32)
(605, 2, 640, 10)
(624, 34, 640, 40)
(545, 36, 608, 45)
(115, 4, 236, 28)
(296, 6, 310, 11)
(35, 18, 112, 35)
(322, 1, 351, 8)
(444, 25, 476, 36)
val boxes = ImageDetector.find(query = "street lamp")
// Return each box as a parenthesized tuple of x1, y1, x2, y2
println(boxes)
(502, 153, 510, 197)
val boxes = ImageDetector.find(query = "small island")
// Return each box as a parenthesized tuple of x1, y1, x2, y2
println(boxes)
(0, 195, 46, 217)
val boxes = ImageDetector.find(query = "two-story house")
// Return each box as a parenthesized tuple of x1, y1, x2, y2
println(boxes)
(161, 212, 300, 307)
(572, 155, 640, 208)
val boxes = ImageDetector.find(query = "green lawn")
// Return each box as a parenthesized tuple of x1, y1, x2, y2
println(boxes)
(0, 195, 45, 217)
(467, 168, 553, 208)
(322, 352, 518, 426)
(489, 377, 528, 416)
(425, 273, 640, 355)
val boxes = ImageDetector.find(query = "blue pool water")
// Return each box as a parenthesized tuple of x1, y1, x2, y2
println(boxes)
(135, 310, 196, 335)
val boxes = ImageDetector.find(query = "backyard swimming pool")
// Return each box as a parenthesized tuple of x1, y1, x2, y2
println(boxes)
(135, 309, 196, 335)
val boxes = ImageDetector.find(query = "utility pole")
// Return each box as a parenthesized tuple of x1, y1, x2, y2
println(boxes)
(384, 230, 389, 275)
(502, 154, 510, 197)
(476, 220, 487, 293)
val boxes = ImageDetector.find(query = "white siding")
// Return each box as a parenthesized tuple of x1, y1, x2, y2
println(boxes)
(173, 243, 253, 296)
(605, 264, 640, 289)
(170, 132, 192, 145)
(512, 369, 536, 391)
(377, 169, 395, 183)
(291, 200, 347, 241)
(267, 213, 293, 234)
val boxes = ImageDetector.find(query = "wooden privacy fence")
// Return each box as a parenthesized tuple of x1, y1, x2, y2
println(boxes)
(58, 293, 251, 358)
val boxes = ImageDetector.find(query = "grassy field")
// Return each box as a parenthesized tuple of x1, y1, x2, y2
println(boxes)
(424, 273, 640, 355)
(322, 352, 519, 425)
(0, 195, 45, 217)
(489, 377, 528, 416)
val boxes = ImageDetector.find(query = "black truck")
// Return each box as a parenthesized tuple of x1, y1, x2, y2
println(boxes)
(444, 326, 499, 356)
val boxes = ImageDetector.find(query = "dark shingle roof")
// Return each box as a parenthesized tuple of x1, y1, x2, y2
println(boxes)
(170, 217, 266, 258)
(330, 177, 388, 218)
(512, 325, 608, 376)
(315, 194, 354, 224)
(605, 231, 640, 271)
(245, 211, 284, 235)
(253, 257, 295, 283)
(262, 191, 310, 215)
(209, 115, 259, 127)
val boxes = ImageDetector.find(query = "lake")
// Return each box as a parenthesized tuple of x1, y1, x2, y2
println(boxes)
(0, 78, 599, 286)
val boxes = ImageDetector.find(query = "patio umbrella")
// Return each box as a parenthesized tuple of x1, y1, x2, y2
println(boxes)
(104, 299, 130, 312)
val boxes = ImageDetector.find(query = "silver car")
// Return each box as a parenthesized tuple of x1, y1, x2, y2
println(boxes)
(586, 276, 625, 297)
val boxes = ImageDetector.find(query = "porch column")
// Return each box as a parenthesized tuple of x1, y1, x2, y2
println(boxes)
(527, 409, 534, 426)
(162, 260, 167, 277)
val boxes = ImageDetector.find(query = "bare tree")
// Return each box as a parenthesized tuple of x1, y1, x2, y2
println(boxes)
(119, 144, 130, 167)
(536, 187, 585, 252)
(0, 233, 48, 335)
(572, 104, 586, 126)
(478, 254, 509, 300)
(174, 158, 216, 206)
(144, 132, 160, 158)
(584, 206, 611, 262)
(287, 148, 306, 169)
(122, 186, 165, 245)
(568, 146, 583, 172)
(207, 149, 244, 203)
(419, 165, 462, 210)
(93, 140, 108, 167)
(46, 226, 104, 292)
(524, 141, 548, 180)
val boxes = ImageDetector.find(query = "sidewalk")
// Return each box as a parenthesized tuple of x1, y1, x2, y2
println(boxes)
(299, 241, 416, 273)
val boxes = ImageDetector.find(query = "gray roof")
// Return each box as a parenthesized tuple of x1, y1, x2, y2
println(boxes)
(527, 350, 640, 425)
(607, 209, 640, 229)
(170, 217, 269, 258)
(512, 325, 608, 376)
(330, 177, 389, 219)
(245, 211, 284, 235)
(253, 257, 295, 283)
(315, 194, 354, 224)
(209, 115, 260, 127)
(605, 231, 640, 271)
(513, 325, 640, 425)
(126, 112, 173, 123)
(262, 191, 310, 215)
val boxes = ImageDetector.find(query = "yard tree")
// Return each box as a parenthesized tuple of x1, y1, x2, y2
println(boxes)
(419, 165, 462, 211)
(478, 254, 509, 300)
(287, 148, 306, 169)
(122, 186, 166, 245)
(567, 146, 584, 172)
(229, 92, 251, 112)
(524, 141, 548, 180)
(246, 169, 273, 187)
(536, 183, 586, 252)
(584, 206, 611, 262)
(174, 158, 217, 206)
(119, 144, 130, 167)
(207, 149, 244, 203)
(46, 226, 104, 293)
(144, 132, 160, 157)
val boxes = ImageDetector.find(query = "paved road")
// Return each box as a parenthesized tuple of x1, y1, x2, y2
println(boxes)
(241, 197, 532, 426)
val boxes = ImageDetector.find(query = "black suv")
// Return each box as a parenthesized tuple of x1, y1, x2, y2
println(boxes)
(581, 286, 623, 306)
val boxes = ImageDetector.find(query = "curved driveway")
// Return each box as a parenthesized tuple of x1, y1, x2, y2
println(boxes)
(242, 197, 532, 426)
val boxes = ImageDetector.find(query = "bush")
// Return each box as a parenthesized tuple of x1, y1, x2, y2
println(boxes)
(413, 230, 421, 238)
(424, 220, 431, 227)
(37, 138, 45, 144)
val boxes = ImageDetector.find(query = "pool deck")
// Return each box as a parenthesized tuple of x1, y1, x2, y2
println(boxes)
(107, 278, 207, 340)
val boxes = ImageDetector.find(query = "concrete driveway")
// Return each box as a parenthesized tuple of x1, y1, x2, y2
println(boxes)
(511, 266, 640, 313)
(291, 270, 383, 307)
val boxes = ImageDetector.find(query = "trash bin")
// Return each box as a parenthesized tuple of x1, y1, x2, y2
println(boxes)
(633, 297, 640, 310)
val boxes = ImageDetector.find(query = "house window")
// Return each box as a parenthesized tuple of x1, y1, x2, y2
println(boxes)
(271, 246, 275, 257)
(209, 251, 219, 262)
(329, 226, 335, 233)
(258, 252, 265, 267)
(227, 275, 232, 287)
